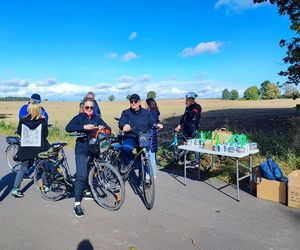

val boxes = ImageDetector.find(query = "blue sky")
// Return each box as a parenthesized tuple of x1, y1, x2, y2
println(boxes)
(0, 0, 296, 100)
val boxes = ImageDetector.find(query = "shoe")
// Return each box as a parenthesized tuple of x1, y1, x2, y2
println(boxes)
(73, 205, 84, 217)
(44, 186, 50, 193)
(120, 164, 131, 174)
(11, 188, 24, 198)
(23, 173, 32, 180)
(83, 190, 94, 200)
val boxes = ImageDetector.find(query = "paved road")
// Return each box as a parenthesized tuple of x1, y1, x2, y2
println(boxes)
(0, 135, 299, 250)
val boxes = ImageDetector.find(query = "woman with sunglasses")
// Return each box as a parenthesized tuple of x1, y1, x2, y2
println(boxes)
(145, 98, 163, 178)
(66, 97, 110, 217)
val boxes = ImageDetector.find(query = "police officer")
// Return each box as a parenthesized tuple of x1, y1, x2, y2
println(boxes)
(175, 92, 202, 139)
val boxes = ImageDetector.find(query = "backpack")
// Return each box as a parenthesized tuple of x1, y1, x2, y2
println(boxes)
(259, 158, 283, 180)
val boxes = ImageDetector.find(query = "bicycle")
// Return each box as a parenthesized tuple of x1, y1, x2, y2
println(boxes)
(5, 124, 53, 172)
(156, 130, 214, 172)
(34, 130, 125, 211)
(105, 128, 155, 210)
(5, 136, 21, 172)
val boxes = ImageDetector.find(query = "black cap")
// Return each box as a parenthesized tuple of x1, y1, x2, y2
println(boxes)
(30, 93, 42, 104)
(129, 93, 141, 101)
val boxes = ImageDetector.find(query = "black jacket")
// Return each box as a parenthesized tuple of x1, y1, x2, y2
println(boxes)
(179, 102, 202, 138)
(16, 116, 50, 161)
(119, 107, 155, 138)
(66, 112, 110, 155)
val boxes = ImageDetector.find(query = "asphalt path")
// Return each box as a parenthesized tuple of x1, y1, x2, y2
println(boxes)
(0, 135, 299, 250)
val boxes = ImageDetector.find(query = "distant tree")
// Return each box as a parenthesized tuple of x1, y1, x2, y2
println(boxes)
(0, 96, 29, 101)
(108, 95, 115, 101)
(222, 89, 231, 100)
(244, 86, 260, 100)
(44, 98, 48, 102)
(126, 94, 131, 100)
(260, 80, 272, 95)
(230, 90, 239, 100)
(284, 85, 299, 99)
(147, 91, 156, 99)
(261, 82, 280, 99)
(254, 1, 300, 86)
(98, 98, 101, 102)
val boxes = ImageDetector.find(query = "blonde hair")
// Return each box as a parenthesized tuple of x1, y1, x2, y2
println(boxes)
(27, 103, 43, 120)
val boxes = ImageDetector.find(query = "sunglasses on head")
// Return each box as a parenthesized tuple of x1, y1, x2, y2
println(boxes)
(130, 99, 139, 104)
(84, 106, 94, 110)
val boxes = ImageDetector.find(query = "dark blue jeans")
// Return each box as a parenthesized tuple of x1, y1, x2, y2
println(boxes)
(13, 160, 30, 189)
(122, 137, 137, 165)
(74, 154, 88, 202)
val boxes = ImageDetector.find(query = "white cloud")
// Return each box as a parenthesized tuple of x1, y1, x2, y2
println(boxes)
(107, 52, 118, 59)
(215, 0, 261, 13)
(180, 41, 222, 58)
(122, 51, 139, 62)
(129, 32, 138, 40)
(0, 76, 245, 100)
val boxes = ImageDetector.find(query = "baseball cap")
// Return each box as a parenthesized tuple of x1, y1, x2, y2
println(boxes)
(129, 93, 141, 101)
(31, 93, 42, 104)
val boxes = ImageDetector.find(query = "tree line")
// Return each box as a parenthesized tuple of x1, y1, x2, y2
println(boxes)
(0, 96, 30, 101)
(222, 80, 299, 100)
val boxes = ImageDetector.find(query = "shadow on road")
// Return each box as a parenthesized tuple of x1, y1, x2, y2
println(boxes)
(0, 171, 16, 201)
(77, 239, 94, 250)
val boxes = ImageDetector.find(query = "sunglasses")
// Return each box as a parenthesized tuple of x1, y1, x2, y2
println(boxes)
(130, 99, 139, 104)
(84, 106, 94, 110)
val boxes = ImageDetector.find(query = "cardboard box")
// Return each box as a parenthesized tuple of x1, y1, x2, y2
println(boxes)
(256, 177, 287, 204)
(288, 170, 300, 209)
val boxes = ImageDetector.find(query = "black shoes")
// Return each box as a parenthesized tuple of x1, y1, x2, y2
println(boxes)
(83, 190, 94, 200)
(73, 205, 84, 217)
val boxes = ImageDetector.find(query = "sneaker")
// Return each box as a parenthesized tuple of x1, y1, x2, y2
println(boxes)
(120, 164, 131, 174)
(83, 190, 94, 201)
(44, 186, 50, 193)
(73, 205, 84, 217)
(11, 188, 24, 198)
(23, 173, 32, 180)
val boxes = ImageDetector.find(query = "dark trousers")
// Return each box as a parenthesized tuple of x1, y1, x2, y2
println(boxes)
(122, 137, 137, 165)
(74, 154, 88, 202)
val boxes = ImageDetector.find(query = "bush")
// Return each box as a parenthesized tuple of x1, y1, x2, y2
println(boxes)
(230, 90, 239, 100)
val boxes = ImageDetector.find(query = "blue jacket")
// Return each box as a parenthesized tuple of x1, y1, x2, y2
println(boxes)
(66, 112, 110, 155)
(19, 103, 49, 122)
(119, 107, 155, 138)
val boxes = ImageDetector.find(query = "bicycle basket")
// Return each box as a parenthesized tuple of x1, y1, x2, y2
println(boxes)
(138, 132, 152, 148)
(88, 133, 110, 154)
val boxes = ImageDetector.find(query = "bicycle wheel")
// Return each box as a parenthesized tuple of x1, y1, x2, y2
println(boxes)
(142, 157, 155, 210)
(5, 144, 20, 172)
(34, 160, 68, 201)
(156, 140, 176, 167)
(89, 161, 125, 211)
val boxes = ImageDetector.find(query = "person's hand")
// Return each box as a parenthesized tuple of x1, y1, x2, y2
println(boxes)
(84, 124, 96, 130)
(98, 125, 105, 130)
(123, 124, 131, 132)
(157, 123, 163, 129)
(175, 125, 181, 132)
